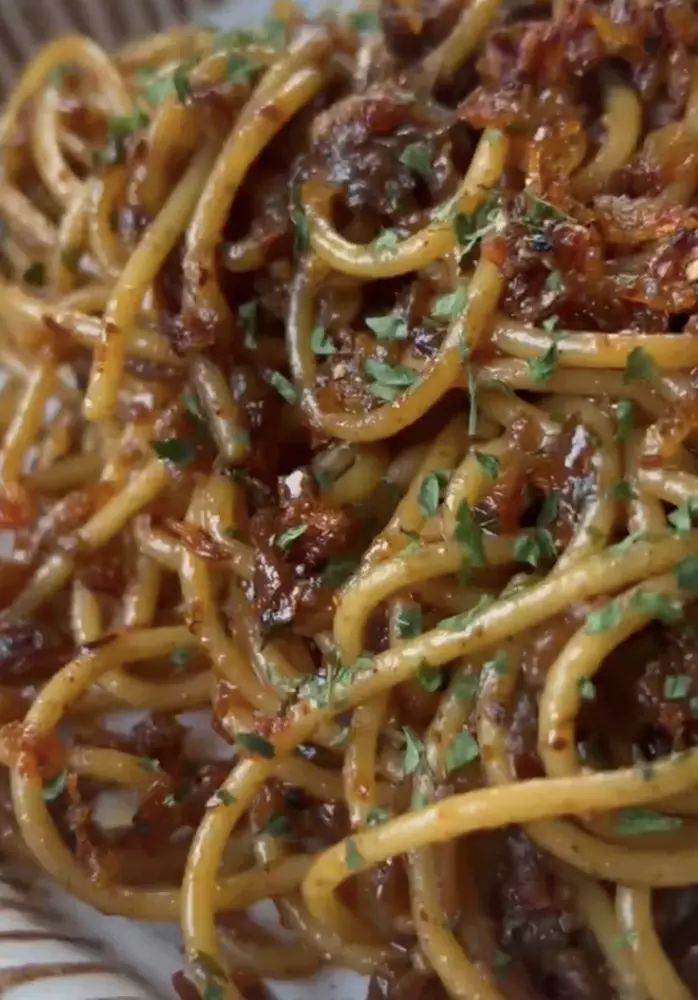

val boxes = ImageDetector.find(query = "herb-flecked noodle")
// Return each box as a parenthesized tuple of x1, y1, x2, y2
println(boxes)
(1, 2, 698, 998)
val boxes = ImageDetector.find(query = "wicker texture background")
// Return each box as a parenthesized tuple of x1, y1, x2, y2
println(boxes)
(0, 0, 225, 91)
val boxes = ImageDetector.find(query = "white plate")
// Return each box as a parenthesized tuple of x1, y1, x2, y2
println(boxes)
(0, 1, 362, 997)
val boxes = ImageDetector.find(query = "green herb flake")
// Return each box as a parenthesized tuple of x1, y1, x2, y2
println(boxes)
(432, 285, 468, 319)
(43, 770, 68, 802)
(366, 806, 390, 825)
(615, 399, 635, 442)
(365, 359, 419, 401)
(439, 594, 494, 632)
(677, 554, 698, 591)
(238, 300, 257, 349)
(585, 599, 623, 634)
(402, 726, 423, 776)
(350, 10, 380, 32)
(171, 647, 193, 671)
(290, 182, 309, 256)
(226, 52, 257, 84)
(237, 732, 275, 759)
(366, 313, 408, 341)
(399, 141, 431, 180)
(609, 480, 634, 501)
(345, 838, 364, 871)
(207, 789, 235, 808)
(268, 370, 298, 404)
(615, 807, 683, 837)
(544, 269, 563, 292)
(542, 315, 559, 333)
(611, 931, 638, 953)
(493, 949, 511, 979)
(475, 451, 499, 479)
(690, 696, 698, 719)
(484, 651, 509, 679)
(321, 558, 358, 587)
(453, 673, 479, 701)
(623, 346, 656, 384)
(151, 438, 196, 466)
(454, 191, 501, 255)
(203, 981, 224, 1000)
(261, 813, 290, 837)
(415, 663, 443, 692)
(577, 678, 596, 701)
(138, 756, 161, 772)
(629, 590, 683, 625)
(173, 63, 191, 102)
(418, 471, 446, 517)
(445, 730, 480, 773)
(310, 324, 335, 356)
(669, 497, 698, 534)
(513, 529, 556, 568)
(664, 675, 691, 701)
(276, 524, 308, 551)
(527, 342, 558, 383)
(396, 604, 423, 638)
(455, 501, 486, 567)
(373, 228, 399, 254)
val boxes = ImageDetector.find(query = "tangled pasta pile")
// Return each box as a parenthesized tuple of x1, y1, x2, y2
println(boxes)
(2, 0, 698, 997)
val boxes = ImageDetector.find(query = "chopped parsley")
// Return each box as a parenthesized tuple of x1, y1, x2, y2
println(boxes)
(615, 808, 683, 836)
(345, 839, 363, 871)
(365, 313, 408, 341)
(454, 191, 501, 255)
(350, 10, 380, 32)
(276, 524, 308, 551)
(207, 789, 235, 808)
(102, 111, 149, 164)
(225, 52, 258, 84)
(484, 651, 509, 680)
(399, 141, 431, 180)
(395, 604, 423, 638)
(445, 730, 480, 772)
(439, 594, 494, 632)
(290, 183, 309, 256)
(402, 726, 423, 775)
(373, 228, 399, 254)
(629, 590, 683, 625)
(366, 806, 390, 825)
(321, 558, 359, 587)
(523, 193, 570, 228)
(364, 359, 419, 402)
(43, 770, 68, 802)
(609, 480, 634, 501)
(664, 675, 691, 701)
(513, 528, 556, 568)
(475, 451, 499, 479)
(453, 673, 480, 701)
(577, 678, 596, 701)
(151, 438, 196, 465)
(544, 269, 563, 292)
(171, 647, 193, 671)
(669, 497, 698, 534)
(268, 370, 298, 404)
(432, 285, 468, 319)
(455, 502, 486, 567)
(238, 300, 257, 349)
(623, 347, 656, 384)
(237, 732, 275, 758)
(415, 663, 443, 692)
(261, 813, 290, 837)
(527, 342, 559, 382)
(585, 600, 623, 634)
(310, 325, 335, 355)
(173, 63, 191, 101)
(615, 399, 634, 442)
(138, 756, 161, 772)
(418, 471, 447, 516)
(677, 555, 698, 591)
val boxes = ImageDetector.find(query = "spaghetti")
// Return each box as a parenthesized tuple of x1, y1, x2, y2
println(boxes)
(0, 2, 697, 998)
